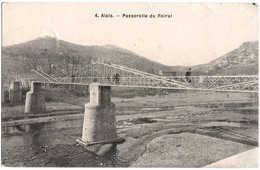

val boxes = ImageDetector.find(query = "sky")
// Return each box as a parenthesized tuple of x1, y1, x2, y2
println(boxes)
(2, 2, 259, 66)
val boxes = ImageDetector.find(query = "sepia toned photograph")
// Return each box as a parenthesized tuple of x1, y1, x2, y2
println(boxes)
(1, 2, 259, 168)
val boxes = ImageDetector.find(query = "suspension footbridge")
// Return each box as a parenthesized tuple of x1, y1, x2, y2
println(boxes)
(28, 61, 258, 93)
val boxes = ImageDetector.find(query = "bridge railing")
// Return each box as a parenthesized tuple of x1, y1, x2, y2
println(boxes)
(55, 77, 169, 88)
(166, 76, 258, 89)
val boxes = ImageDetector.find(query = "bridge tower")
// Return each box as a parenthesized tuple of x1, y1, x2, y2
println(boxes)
(9, 81, 22, 104)
(25, 81, 46, 114)
(77, 83, 124, 147)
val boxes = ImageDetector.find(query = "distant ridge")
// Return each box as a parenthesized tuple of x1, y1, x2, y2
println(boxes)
(192, 41, 258, 75)
(2, 37, 258, 77)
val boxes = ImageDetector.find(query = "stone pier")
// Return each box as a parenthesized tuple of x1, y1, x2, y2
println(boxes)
(9, 81, 22, 104)
(24, 81, 46, 114)
(77, 83, 124, 147)
(3, 90, 9, 103)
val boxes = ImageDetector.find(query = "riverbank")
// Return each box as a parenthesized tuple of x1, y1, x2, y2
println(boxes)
(1, 90, 258, 167)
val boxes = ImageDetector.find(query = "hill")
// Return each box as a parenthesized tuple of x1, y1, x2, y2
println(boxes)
(1, 37, 258, 78)
(1, 36, 173, 76)
(192, 41, 258, 75)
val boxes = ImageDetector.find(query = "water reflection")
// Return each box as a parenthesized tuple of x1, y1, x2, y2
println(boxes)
(100, 144, 128, 167)
(2, 123, 50, 149)
(2, 119, 83, 147)
(23, 123, 51, 147)
(84, 143, 127, 167)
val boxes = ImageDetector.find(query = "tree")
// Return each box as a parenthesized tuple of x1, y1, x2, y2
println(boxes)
(20, 46, 49, 73)
(58, 49, 89, 77)
(39, 48, 54, 74)
(147, 67, 155, 74)
(1, 71, 10, 88)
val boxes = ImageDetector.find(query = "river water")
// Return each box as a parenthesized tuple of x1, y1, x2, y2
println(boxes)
(2, 119, 127, 167)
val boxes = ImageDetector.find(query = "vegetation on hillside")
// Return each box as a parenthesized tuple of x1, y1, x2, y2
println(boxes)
(2, 37, 258, 85)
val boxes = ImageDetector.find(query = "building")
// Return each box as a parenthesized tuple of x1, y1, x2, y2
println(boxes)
(159, 70, 177, 76)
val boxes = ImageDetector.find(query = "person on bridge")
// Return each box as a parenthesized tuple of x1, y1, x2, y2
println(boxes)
(115, 73, 120, 84)
(71, 74, 75, 83)
(185, 68, 192, 83)
(107, 74, 111, 82)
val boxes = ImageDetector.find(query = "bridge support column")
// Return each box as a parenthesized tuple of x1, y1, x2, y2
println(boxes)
(3, 90, 9, 103)
(9, 81, 22, 104)
(77, 83, 124, 147)
(25, 81, 46, 114)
